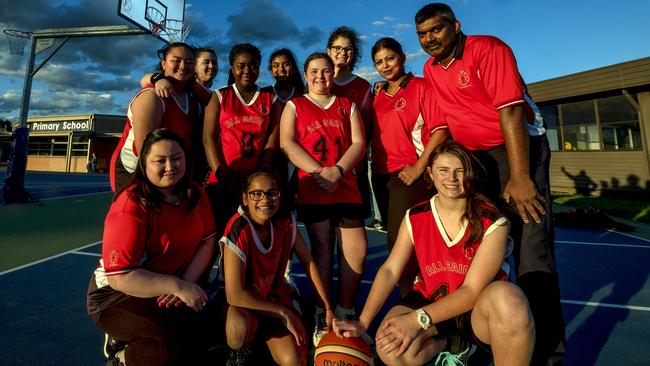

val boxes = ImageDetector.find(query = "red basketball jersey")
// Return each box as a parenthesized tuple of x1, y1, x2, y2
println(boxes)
(407, 196, 510, 302)
(110, 85, 204, 190)
(287, 95, 361, 205)
(371, 74, 448, 174)
(206, 85, 276, 183)
(221, 208, 296, 305)
(332, 74, 372, 142)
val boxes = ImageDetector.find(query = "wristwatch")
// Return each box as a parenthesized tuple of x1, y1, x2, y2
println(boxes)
(415, 308, 431, 330)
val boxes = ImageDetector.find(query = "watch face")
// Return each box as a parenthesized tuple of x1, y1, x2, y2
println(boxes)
(417, 309, 430, 328)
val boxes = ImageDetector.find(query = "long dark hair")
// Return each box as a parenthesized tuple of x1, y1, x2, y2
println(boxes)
(116, 128, 199, 210)
(269, 48, 305, 95)
(429, 142, 500, 244)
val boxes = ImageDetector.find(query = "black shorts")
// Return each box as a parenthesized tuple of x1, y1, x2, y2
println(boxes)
(399, 291, 490, 352)
(298, 203, 365, 228)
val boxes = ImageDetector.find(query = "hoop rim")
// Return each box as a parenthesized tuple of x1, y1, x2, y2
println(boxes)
(3, 29, 32, 38)
(161, 18, 190, 42)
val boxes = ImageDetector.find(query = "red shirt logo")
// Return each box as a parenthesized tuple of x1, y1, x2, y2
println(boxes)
(108, 250, 120, 266)
(464, 246, 475, 260)
(394, 97, 406, 111)
(258, 104, 269, 115)
(457, 70, 471, 88)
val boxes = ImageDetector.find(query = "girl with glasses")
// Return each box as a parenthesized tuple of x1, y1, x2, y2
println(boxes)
(221, 168, 332, 365)
(326, 26, 377, 238)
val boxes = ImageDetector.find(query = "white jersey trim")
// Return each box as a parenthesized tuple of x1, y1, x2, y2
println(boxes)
(233, 84, 260, 107)
(431, 195, 468, 248)
(119, 88, 164, 173)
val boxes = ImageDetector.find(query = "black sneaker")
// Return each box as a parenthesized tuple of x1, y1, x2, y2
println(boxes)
(103, 333, 127, 359)
(226, 345, 252, 366)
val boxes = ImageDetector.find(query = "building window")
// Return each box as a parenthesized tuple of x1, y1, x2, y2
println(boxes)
(28, 136, 68, 156)
(539, 92, 642, 152)
(598, 95, 641, 150)
(71, 136, 90, 156)
(561, 100, 600, 151)
(540, 105, 560, 151)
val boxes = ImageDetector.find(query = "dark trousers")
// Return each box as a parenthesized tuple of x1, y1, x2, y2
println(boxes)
(472, 135, 567, 365)
(96, 296, 222, 366)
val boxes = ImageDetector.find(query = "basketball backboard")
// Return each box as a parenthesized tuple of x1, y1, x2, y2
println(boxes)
(118, 0, 186, 43)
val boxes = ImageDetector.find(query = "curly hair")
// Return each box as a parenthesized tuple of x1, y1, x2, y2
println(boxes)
(327, 26, 362, 71)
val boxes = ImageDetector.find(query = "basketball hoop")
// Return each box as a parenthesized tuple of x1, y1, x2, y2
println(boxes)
(145, 6, 166, 36)
(162, 19, 191, 42)
(4, 29, 32, 56)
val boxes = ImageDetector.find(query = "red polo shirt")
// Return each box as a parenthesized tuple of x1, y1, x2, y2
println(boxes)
(423, 34, 527, 151)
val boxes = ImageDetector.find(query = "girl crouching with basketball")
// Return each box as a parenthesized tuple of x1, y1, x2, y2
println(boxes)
(222, 168, 333, 366)
(333, 142, 535, 366)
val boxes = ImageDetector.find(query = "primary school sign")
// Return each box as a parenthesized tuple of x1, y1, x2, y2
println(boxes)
(29, 119, 92, 133)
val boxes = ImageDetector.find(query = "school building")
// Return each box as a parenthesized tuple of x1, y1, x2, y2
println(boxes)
(0, 114, 123, 173)
(528, 56, 650, 196)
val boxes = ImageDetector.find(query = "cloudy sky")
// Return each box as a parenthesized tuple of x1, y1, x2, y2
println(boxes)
(1, 0, 649, 120)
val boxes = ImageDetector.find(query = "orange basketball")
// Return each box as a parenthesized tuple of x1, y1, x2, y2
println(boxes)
(314, 331, 374, 366)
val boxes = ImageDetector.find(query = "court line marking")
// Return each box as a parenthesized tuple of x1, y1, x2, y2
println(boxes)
(70, 251, 101, 257)
(605, 228, 650, 243)
(556, 240, 650, 249)
(17, 247, 650, 312)
(0, 241, 102, 276)
(38, 190, 112, 202)
(561, 300, 650, 312)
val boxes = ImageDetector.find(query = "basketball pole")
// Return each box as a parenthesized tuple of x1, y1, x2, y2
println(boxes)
(2, 25, 148, 204)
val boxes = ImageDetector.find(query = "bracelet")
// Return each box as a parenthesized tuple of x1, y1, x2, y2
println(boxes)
(335, 164, 345, 177)
(150, 72, 165, 85)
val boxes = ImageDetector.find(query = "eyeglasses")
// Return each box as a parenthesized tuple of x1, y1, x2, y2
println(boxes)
(330, 45, 354, 54)
(247, 189, 281, 201)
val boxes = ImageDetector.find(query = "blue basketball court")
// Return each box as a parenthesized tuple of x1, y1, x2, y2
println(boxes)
(1, 172, 649, 365)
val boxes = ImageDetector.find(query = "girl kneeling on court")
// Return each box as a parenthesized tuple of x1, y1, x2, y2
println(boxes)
(221, 168, 333, 366)
(87, 128, 221, 365)
(333, 142, 535, 366)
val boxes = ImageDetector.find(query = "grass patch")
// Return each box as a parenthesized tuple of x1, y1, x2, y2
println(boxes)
(552, 194, 650, 225)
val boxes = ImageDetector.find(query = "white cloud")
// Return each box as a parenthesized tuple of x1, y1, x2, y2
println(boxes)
(372, 21, 386, 26)
(394, 23, 411, 30)
(355, 66, 380, 83)
(383, 17, 396, 22)
(406, 49, 428, 61)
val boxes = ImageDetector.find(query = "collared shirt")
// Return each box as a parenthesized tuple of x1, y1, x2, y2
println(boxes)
(371, 73, 448, 173)
(423, 34, 545, 151)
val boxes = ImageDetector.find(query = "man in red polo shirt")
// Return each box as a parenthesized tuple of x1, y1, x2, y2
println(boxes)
(414, 3, 566, 365)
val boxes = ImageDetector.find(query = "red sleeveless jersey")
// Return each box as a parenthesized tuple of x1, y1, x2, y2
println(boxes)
(287, 95, 361, 205)
(206, 85, 276, 183)
(407, 196, 510, 302)
(221, 207, 296, 306)
(110, 84, 207, 191)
